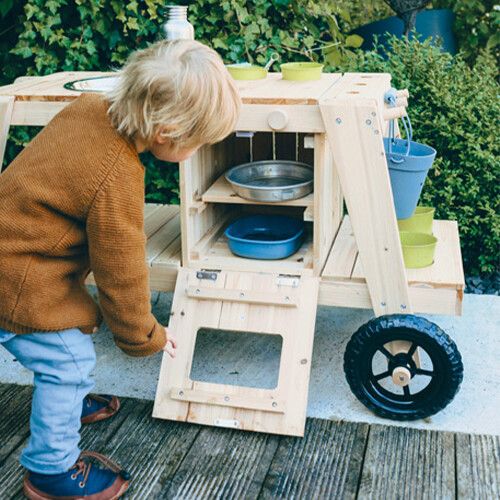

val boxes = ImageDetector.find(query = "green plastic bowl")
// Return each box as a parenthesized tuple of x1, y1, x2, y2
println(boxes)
(227, 64, 267, 80)
(280, 62, 324, 81)
(400, 231, 438, 269)
(397, 206, 435, 235)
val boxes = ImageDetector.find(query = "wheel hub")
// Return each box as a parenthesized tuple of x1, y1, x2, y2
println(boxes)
(388, 353, 416, 387)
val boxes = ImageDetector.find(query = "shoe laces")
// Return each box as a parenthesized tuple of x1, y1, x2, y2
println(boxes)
(70, 451, 126, 488)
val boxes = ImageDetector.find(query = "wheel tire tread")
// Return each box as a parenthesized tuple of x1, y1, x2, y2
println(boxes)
(344, 314, 463, 421)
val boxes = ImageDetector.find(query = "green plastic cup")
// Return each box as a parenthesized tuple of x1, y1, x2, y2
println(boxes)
(227, 64, 267, 80)
(398, 206, 435, 235)
(280, 62, 324, 81)
(400, 231, 438, 269)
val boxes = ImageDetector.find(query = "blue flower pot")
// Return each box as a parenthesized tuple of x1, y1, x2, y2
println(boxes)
(225, 215, 304, 260)
(384, 138, 436, 220)
(353, 9, 457, 55)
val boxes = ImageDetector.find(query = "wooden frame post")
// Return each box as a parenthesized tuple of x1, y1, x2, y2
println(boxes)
(319, 98, 412, 316)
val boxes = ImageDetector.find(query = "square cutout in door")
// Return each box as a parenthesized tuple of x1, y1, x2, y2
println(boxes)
(189, 328, 283, 390)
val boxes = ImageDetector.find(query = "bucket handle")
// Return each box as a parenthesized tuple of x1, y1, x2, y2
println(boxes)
(384, 88, 413, 164)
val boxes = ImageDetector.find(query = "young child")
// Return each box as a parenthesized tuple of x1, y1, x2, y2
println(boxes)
(0, 39, 241, 499)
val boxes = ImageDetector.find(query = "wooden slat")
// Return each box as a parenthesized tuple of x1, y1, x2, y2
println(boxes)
(313, 133, 342, 275)
(237, 72, 342, 104)
(322, 215, 358, 280)
(161, 426, 279, 498)
(95, 401, 201, 499)
(146, 213, 180, 264)
(143, 204, 178, 237)
(319, 279, 461, 316)
(358, 425, 455, 500)
(0, 385, 32, 464)
(320, 98, 411, 316)
(0, 71, 341, 105)
(260, 419, 368, 499)
(201, 173, 314, 208)
(456, 433, 500, 499)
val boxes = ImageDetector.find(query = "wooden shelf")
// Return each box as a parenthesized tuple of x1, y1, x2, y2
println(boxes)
(320, 216, 465, 316)
(202, 173, 314, 208)
(191, 226, 314, 275)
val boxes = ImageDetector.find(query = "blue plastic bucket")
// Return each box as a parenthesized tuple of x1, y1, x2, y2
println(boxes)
(384, 137, 436, 219)
(225, 215, 304, 260)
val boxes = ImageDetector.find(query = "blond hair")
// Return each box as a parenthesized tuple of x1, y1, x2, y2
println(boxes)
(106, 39, 241, 149)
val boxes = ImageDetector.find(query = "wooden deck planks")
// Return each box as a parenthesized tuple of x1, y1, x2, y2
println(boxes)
(456, 433, 500, 499)
(358, 425, 455, 500)
(96, 401, 201, 499)
(0, 391, 138, 499)
(0, 383, 498, 499)
(259, 419, 369, 499)
(0, 385, 32, 465)
(162, 426, 279, 499)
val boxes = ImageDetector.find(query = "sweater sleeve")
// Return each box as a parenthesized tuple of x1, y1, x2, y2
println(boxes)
(86, 157, 166, 357)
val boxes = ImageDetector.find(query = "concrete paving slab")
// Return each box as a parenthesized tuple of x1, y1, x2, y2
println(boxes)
(0, 290, 498, 436)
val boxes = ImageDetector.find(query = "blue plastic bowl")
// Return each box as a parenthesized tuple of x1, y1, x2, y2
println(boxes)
(224, 215, 305, 260)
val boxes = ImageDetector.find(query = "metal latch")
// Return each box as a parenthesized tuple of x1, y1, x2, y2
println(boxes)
(196, 269, 221, 281)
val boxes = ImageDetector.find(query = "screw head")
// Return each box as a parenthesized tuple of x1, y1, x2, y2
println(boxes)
(179, 390, 184, 396)
(272, 402, 278, 408)
(224, 396, 230, 402)
(300, 358, 308, 365)
(239, 292, 245, 298)
(374, 130, 380, 135)
(335, 118, 342, 124)
(401, 304, 407, 310)
(366, 119, 372, 125)
(381, 302, 386, 307)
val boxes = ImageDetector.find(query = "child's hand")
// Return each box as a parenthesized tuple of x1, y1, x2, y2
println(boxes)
(163, 328, 177, 358)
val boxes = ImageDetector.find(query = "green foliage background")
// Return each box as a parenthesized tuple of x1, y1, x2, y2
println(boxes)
(0, 0, 498, 274)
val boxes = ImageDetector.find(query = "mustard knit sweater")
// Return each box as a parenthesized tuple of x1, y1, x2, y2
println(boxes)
(0, 93, 166, 357)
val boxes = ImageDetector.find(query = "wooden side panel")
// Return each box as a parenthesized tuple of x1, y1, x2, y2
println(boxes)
(313, 133, 342, 275)
(180, 140, 231, 267)
(320, 98, 411, 316)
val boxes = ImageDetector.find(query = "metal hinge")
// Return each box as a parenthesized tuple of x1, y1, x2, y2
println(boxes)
(196, 269, 221, 281)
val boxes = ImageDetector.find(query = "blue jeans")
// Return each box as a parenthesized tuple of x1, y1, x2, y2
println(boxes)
(0, 328, 96, 474)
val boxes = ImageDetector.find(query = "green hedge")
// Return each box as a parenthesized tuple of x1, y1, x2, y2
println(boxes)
(340, 37, 499, 275)
(1, 1, 498, 273)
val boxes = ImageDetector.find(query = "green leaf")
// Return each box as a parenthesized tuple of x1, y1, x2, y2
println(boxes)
(345, 34, 363, 48)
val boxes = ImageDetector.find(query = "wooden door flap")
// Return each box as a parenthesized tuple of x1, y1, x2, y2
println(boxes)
(153, 268, 320, 437)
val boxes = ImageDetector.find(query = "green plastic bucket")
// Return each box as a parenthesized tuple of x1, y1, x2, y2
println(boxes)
(281, 62, 324, 81)
(397, 206, 435, 234)
(400, 231, 437, 268)
(227, 64, 267, 80)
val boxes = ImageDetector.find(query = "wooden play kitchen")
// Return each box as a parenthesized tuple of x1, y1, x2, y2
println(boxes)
(0, 70, 465, 437)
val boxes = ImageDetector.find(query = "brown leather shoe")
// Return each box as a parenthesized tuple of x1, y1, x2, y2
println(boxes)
(81, 395, 120, 425)
(23, 451, 130, 499)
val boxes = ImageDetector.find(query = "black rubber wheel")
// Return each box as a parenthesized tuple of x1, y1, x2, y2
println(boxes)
(343, 314, 463, 420)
